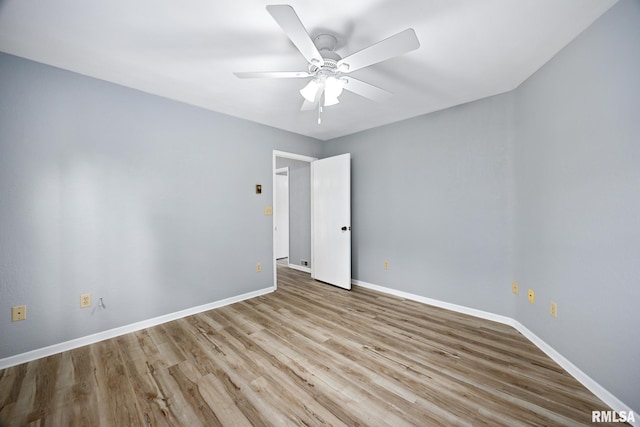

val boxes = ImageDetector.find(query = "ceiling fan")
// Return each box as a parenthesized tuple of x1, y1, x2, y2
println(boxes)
(234, 5, 420, 122)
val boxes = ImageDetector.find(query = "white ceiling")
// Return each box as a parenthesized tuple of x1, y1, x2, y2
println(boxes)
(0, 0, 617, 141)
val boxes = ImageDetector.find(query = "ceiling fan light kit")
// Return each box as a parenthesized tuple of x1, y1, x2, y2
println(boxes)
(300, 75, 345, 104)
(233, 4, 420, 123)
(324, 77, 345, 106)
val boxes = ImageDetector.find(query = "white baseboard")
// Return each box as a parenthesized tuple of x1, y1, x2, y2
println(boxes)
(353, 279, 637, 424)
(353, 279, 514, 325)
(511, 319, 636, 420)
(0, 286, 275, 370)
(287, 263, 311, 274)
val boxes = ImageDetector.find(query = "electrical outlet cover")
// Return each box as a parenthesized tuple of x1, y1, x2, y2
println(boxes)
(80, 293, 92, 308)
(11, 305, 26, 322)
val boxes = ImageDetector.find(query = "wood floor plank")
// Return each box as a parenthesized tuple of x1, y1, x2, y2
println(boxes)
(92, 339, 144, 426)
(5, 362, 35, 426)
(0, 263, 626, 426)
(115, 336, 178, 426)
(147, 361, 205, 426)
(68, 346, 103, 426)
(197, 372, 254, 427)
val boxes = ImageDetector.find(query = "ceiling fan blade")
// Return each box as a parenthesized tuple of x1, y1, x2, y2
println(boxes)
(337, 28, 420, 73)
(233, 71, 311, 79)
(266, 5, 324, 66)
(342, 77, 393, 102)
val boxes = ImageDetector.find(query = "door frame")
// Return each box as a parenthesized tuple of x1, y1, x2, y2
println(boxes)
(272, 150, 317, 289)
(274, 166, 289, 260)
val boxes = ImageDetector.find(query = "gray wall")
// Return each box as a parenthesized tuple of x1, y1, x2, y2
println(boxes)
(322, 0, 639, 412)
(323, 93, 516, 318)
(0, 53, 321, 359)
(275, 157, 311, 268)
(513, 0, 640, 412)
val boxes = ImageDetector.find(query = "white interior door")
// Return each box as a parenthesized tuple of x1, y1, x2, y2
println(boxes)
(311, 153, 351, 289)
(275, 168, 289, 259)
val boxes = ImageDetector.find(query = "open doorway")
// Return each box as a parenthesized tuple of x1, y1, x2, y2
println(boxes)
(272, 151, 316, 289)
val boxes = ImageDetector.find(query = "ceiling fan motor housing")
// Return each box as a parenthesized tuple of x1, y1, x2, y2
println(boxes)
(310, 58, 340, 78)
(309, 34, 343, 81)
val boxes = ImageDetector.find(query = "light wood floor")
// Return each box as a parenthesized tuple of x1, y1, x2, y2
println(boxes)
(0, 264, 620, 426)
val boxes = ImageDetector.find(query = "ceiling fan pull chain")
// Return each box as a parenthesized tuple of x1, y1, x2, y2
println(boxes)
(318, 91, 324, 124)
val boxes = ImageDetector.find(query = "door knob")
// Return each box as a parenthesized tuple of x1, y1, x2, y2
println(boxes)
(341, 226, 351, 231)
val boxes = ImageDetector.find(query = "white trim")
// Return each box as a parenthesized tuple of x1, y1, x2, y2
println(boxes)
(274, 167, 289, 261)
(287, 263, 311, 274)
(0, 286, 274, 370)
(310, 160, 315, 280)
(273, 150, 318, 163)
(352, 278, 638, 422)
(352, 279, 512, 325)
(511, 320, 637, 422)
